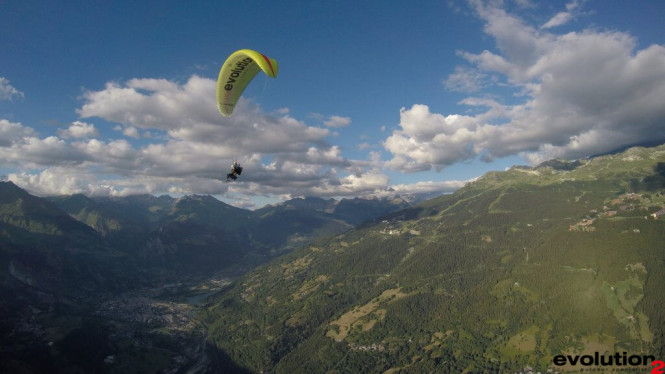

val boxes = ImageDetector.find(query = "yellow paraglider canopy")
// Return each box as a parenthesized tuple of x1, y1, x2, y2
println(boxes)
(216, 49, 279, 117)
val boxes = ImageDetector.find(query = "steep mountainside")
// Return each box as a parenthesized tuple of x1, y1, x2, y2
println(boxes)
(140, 195, 256, 274)
(0, 185, 416, 373)
(0, 182, 138, 296)
(47, 193, 174, 236)
(0, 182, 143, 373)
(202, 145, 665, 373)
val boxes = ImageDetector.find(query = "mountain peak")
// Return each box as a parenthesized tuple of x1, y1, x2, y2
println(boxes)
(0, 181, 28, 201)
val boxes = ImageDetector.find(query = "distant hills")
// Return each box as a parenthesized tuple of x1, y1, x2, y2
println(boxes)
(202, 144, 665, 373)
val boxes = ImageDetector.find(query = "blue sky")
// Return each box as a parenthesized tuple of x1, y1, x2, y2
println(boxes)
(2, 0, 664, 208)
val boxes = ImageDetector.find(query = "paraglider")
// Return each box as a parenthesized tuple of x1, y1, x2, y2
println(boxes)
(216, 49, 279, 182)
(216, 49, 279, 117)
(226, 161, 243, 181)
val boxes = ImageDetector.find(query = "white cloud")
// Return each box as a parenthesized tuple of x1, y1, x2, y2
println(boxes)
(4, 135, 88, 168)
(3, 117, 461, 202)
(541, 1, 581, 29)
(0, 77, 24, 101)
(0, 119, 34, 147)
(384, 104, 484, 172)
(340, 171, 390, 192)
(78, 76, 218, 131)
(444, 66, 489, 92)
(357, 142, 373, 150)
(57, 121, 99, 139)
(122, 126, 140, 138)
(5, 74, 425, 201)
(541, 11, 572, 30)
(9, 169, 98, 196)
(78, 75, 331, 155)
(374, 179, 467, 197)
(113, 125, 147, 139)
(7, 167, 229, 197)
(304, 145, 348, 166)
(323, 115, 351, 128)
(384, 1, 665, 171)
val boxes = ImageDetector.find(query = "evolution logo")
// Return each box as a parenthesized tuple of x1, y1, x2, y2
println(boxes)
(223, 57, 254, 91)
(553, 352, 664, 373)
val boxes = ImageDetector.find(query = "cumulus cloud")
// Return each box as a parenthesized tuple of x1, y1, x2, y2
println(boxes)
(1, 134, 88, 168)
(386, 0, 665, 171)
(72, 75, 344, 191)
(78, 76, 331, 154)
(384, 104, 484, 172)
(57, 121, 99, 139)
(78, 76, 218, 131)
(8, 74, 456, 201)
(0, 119, 35, 147)
(9, 168, 120, 197)
(0, 77, 24, 101)
(3, 120, 458, 201)
(123, 126, 140, 138)
(113, 125, 147, 139)
(7, 167, 229, 197)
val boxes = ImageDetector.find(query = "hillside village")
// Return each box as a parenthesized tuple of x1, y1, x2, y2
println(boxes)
(569, 192, 665, 231)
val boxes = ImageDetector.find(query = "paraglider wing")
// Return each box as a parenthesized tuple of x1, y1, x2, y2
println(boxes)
(216, 49, 279, 117)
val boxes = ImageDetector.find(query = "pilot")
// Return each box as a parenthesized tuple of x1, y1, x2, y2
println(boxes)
(226, 161, 243, 181)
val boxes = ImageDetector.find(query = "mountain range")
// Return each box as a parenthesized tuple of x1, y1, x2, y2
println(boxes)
(1, 143, 665, 373)
(0, 182, 412, 373)
(202, 144, 665, 373)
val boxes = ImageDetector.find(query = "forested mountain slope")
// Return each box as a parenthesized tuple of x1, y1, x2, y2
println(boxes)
(202, 145, 665, 373)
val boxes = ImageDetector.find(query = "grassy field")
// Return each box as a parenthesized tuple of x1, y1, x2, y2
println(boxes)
(326, 287, 409, 341)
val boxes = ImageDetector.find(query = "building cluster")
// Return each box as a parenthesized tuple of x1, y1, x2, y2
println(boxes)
(347, 342, 386, 352)
(569, 218, 596, 232)
(95, 285, 195, 331)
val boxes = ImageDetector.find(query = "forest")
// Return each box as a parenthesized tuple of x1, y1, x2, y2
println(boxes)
(203, 147, 665, 373)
